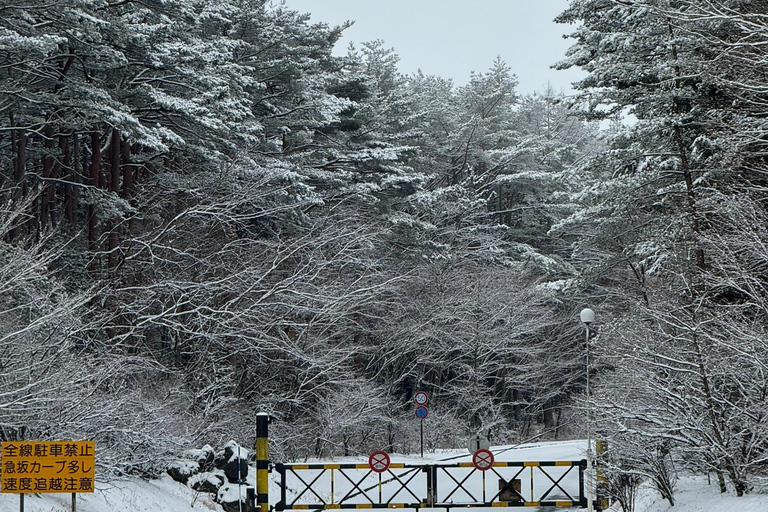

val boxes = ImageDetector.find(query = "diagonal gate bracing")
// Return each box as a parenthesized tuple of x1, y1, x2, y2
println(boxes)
(275, 460, 587, 510)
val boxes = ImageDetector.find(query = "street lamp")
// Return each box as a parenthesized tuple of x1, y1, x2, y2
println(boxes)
(580, 308, 595, 512)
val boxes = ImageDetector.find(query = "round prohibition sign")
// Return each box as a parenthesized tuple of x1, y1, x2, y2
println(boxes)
(415, 406, 429, 419)
(413, 391, 429, 406)
(472, 448, 495, 471)
(368, 451, 391, 473)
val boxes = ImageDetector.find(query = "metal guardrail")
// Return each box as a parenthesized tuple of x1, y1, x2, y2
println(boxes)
(275, 460, 587, 510)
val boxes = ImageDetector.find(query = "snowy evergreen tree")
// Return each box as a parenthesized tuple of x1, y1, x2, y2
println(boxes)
(557, 0, 768, 497)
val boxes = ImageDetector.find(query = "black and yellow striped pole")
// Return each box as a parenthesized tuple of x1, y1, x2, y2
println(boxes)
(595, 439, 609, 510)
(256, 413, 270, 512)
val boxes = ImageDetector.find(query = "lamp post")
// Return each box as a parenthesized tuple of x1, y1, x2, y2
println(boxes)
(580, 308, 595, 512)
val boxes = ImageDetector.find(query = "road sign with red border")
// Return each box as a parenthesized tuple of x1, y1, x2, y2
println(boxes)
(472, 448, 494, 471)
(368, 451, 391, 473)
(413, 391, 429, 406)
(415, 406, 429, 419)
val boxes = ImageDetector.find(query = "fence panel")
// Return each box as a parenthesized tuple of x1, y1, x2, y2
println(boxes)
(275, 460, 586, 510)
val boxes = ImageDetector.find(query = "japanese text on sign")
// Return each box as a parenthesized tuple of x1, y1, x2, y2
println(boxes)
(1, 441, 95, 494)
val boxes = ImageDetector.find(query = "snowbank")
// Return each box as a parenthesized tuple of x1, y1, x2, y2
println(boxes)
(629, 475, 768, 512)
(0, 474, 219, 512)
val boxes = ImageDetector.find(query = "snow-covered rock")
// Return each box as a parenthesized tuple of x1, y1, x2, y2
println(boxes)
(216, 482, 254, 512)
(188, 470, 226, 493)
(166, 459, 199, 485)
(188, 444, 216, 472)
(218, 440, 249, 484)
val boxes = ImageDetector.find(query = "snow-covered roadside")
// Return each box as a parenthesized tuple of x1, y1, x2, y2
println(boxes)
(0, 474, 220, 512)
(626, 475, 768, 512)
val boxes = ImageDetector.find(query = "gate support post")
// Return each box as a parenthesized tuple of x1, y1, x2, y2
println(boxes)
(579, 459, 588, 508)
(256, 412, 270, 512)
(425, 465, 437, 507)
(596, 440, 609, 510)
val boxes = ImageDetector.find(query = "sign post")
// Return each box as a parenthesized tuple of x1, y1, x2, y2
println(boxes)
(413, 392, 429, 458)
(467, 435, 490, 453)
(256, 412, 269, 512)
(1, 440, 95, 512)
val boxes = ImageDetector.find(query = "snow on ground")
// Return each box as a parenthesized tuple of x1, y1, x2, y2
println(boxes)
(0, 473, 221, 511)
(1, 440, 766, 511)
(628, 475, 768, 512)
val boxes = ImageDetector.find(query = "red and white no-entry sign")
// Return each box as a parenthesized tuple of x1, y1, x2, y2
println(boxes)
(368, 451, 391, 473)
(472, 449, 494, 471)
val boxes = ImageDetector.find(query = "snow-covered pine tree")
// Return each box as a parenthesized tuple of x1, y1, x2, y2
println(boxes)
(556, 0, 768, 496)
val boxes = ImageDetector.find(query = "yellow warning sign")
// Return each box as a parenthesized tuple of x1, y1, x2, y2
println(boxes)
(1, 441, 95, 493)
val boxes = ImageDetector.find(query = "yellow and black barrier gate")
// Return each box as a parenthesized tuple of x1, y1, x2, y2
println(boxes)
(273, 459, 587, 511)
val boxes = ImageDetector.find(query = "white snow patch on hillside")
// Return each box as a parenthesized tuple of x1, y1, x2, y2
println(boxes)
(628, 475, 768, 512)
(0, 474, 219, 511)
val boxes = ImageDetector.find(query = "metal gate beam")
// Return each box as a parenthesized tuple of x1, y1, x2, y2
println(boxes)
(275, 459, 587, 511)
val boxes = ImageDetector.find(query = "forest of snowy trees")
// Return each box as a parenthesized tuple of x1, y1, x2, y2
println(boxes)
(1, 0, 768, 506)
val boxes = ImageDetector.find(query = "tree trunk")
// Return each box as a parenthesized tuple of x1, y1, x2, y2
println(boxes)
(9, 130, 28, 240)
(690, 332, 739, 495)
(121, 139, 132, 198)
(69, 133, 79, 224)
(110, 128, 120, 194)
(673, 125, 704, 269)
(41, 126, 55, 230)
(668, 22, 704, 269)
(716, 469, 726, 494)
(60, 135, 73, 223)
(88, 129, 101, 253)
(108, 128, 121, 268)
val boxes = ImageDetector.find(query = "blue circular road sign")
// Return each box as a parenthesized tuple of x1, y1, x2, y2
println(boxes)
(415, 406, 429, 419)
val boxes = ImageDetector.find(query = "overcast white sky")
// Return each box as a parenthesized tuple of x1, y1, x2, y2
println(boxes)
(280, 0, 585, 96)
